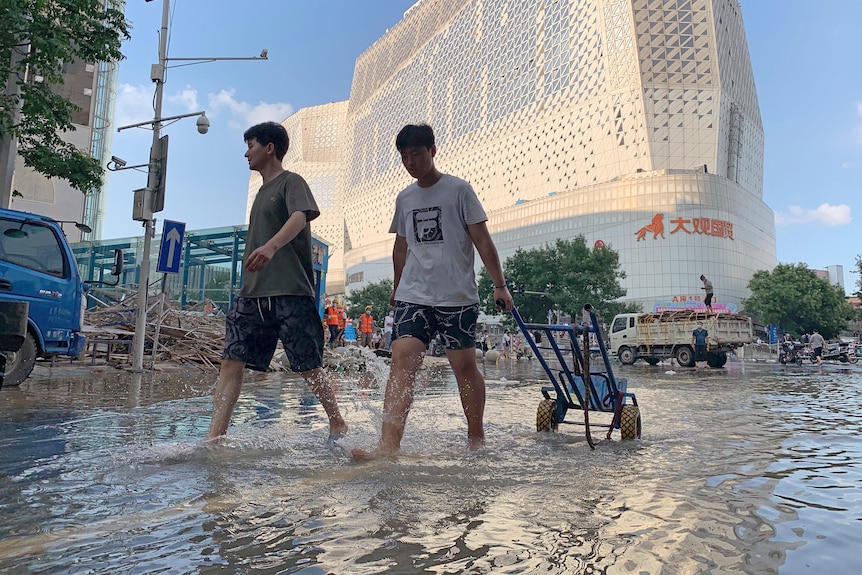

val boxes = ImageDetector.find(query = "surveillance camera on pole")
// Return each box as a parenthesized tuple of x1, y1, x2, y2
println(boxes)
(196, 113, 209, 134)
(110, 155, 127, 168)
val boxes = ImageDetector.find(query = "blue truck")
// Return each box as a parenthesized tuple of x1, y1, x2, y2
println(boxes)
(0, 208, 121, 386)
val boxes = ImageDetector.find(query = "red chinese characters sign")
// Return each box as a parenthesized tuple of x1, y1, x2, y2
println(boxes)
(636, 213, 734, 241)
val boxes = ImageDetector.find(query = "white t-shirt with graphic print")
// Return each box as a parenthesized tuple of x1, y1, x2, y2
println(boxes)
(389, 174, 488, 306)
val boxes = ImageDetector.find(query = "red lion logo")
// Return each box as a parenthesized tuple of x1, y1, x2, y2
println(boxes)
(636, 213, 665, 241)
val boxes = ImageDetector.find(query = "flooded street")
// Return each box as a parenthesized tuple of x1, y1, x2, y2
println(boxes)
(1, 357, 860, 574)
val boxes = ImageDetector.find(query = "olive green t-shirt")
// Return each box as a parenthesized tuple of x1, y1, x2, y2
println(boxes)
(240, 170, 320, 298)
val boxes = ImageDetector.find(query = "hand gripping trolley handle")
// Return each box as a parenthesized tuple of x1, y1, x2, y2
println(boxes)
(507, 303, 641, 448)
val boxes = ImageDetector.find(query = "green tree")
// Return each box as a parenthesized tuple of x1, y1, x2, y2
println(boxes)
(345, 279, 394, 329)
(854, 255, 862, 297)
(1, 0, 130, 196)
(478, 236, 640, 325)
(743, 263, 854, 339)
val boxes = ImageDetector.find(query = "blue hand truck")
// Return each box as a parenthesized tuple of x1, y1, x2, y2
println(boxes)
(509, 304, 641, 448)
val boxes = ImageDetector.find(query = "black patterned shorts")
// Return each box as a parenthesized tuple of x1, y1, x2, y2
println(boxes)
(223, 295, 324, 372)
(392, 301, 479, 350)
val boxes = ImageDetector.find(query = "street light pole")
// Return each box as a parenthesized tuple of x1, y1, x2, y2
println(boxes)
(130, 0, 170, 372)
(123, 0, 266, 372)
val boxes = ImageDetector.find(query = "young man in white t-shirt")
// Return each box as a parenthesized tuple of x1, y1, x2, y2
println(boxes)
(352, 124, 513, 460)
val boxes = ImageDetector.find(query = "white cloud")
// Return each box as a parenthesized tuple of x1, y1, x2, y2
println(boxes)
(775, 203, 852, 226)
(207, 89, 294, 127)
(114, 84, 155, 128)
(168, 85, 199, 112)
(115, 84, 202, 129)
(115, 84, 293, 133)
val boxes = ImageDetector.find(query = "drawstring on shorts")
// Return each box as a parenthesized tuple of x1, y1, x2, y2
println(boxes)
(256, 296, 272, 322)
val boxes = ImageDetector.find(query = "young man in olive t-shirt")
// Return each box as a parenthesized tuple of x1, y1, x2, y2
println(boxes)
(206, 122, 347, 443)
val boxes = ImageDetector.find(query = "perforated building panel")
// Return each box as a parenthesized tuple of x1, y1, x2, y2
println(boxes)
(249, 0, 775, 309)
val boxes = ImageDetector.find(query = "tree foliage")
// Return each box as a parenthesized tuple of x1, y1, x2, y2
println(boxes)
(854, 254, 862, 298)
(478, 236, 640, 326)
(1, 0, 130, 195)
(345, 279, 393, 329)
(742, 263, 854, 339)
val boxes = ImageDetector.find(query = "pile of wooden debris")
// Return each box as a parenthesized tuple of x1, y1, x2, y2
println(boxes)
(82, 294, 369, 373)
(82, 295, 282, 371)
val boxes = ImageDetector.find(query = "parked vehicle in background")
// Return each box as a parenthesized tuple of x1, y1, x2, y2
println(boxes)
(0, 209, 122, 386)
(820, 342, 859, 364)
(610, 311, 753, 368)
(779, 339, 804, 365)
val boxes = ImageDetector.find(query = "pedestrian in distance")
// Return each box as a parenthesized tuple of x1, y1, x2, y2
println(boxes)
(383, 308, 394, 350)
(476, 328, 487, 353)
(352, 124, 513, 460)
(337, 305, 347, 346)
(700, 274, 714, 313)
(501, 330, 512, 359)
(325, 299, 341, 349)
(692, 320, 709, 370)
(206, 121, 347, 444)
(809, 329, 825, 366)
(359, 306, 375, 347)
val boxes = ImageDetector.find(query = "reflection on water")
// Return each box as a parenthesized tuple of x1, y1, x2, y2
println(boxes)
(1, 359, 860, 574)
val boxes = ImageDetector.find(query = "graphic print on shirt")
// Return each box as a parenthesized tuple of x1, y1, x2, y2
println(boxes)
(412, 207, 443, 243)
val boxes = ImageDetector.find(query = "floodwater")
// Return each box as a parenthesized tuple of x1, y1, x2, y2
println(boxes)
(1, 355, 860, 574)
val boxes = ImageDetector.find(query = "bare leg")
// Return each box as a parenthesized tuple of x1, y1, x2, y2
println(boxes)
(206, 358, 246, 441)
(301, 367, 348, 436)
(446, 347, 486, 450)
(352, 336, 426, 460)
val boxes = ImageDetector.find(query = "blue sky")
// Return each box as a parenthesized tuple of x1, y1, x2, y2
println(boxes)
(105, 1, 861, 293)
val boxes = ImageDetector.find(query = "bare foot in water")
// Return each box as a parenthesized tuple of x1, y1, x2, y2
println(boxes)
(467, 437, 485, 451)
(329, 422, 348, 438)
(351, 446, 399, 461)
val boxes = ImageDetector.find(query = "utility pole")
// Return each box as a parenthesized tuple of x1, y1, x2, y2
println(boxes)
(115, 0, 267, 372)
(128, 0, 170, 372)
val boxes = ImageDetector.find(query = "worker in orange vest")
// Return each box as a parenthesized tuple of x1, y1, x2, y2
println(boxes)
(326, 299, 342, 348)
(359, 306, 375, 347)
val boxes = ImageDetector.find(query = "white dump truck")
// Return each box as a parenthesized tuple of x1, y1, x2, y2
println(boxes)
(609, 311, 753, 368)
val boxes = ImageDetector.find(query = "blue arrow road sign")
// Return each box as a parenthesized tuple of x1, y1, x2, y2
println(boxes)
(156, 220, 186, 274)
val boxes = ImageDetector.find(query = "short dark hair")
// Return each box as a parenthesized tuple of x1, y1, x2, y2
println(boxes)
(244, 121, 289, 160)
(396, 124, 435, 151)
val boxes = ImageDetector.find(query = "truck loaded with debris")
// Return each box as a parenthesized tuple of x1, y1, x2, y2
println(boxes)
(609, 310, 753, 368)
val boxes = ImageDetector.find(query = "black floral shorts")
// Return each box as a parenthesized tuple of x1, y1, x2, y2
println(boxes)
(223, 295, 324, 372)
(392, 301, 479, 350)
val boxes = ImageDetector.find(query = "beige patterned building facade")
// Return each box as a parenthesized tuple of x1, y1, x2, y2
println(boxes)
(255, 0, 776, 312)
(247, 101, 350, 294)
